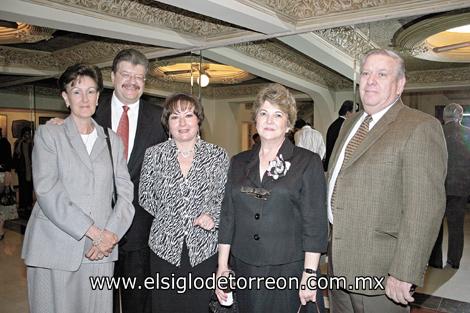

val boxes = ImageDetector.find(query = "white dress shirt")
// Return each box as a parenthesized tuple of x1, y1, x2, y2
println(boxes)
(327, 100, 397, 223)
(294, 125, 326, 159)
(111, 93, 139, 162)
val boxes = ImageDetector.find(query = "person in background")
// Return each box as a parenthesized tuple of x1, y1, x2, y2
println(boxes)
(324, 100, 355, 171)
(294, 119, 326, 159)
(0, 128, 13, 240)
(327, 49, 446, 313)
(140, 93, 229, 313)
(429, 103, 470, 269)
(217, 83, 327, 313)
(13, 126, 34, 218)
(22, 63, 134, 313)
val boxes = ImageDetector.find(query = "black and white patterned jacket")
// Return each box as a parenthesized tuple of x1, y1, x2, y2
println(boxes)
(139, 138, 229, 266)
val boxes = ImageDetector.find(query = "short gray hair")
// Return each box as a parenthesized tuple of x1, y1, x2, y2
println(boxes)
(443, 103, 463, 123)
(360, 49, 405, 79)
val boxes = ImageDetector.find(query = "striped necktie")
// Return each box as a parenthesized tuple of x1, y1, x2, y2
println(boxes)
(331, 115, 372, 211)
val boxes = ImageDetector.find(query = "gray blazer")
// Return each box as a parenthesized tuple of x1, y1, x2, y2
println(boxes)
(21, 116, 134, 271)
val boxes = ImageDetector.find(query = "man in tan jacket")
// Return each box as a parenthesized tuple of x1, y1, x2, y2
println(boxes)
(327, 49, 447, 313)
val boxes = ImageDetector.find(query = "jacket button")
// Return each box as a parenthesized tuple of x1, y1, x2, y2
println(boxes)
(253, 234, 260, 240)
(254, 213, 260, 220)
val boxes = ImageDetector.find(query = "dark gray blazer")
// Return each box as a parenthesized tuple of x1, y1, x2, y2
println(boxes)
(22, 117, 134, 271)
(94, 95, 167, 251)
(443, 121, 470, 196)
(219, 139, 328, 266)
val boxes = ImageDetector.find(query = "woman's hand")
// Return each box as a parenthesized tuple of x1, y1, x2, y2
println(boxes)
(299, 271, 317, 305)
(98, 229, 118, 253)
(193, 213, 215, 231)
(86, 246, 105, 261)
(215, 265, 231, 303)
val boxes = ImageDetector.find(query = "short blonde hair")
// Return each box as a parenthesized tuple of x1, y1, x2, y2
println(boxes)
(252, 83, 297, 128)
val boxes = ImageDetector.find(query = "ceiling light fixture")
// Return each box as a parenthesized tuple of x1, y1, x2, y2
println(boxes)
(197, 73, 209, 87)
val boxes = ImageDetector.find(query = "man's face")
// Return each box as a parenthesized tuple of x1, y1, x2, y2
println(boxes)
(111, 61, 146, 105)
(359, 54, 406, 115)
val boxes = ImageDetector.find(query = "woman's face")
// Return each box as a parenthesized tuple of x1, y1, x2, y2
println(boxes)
(256, 100, 289, 142)
(61, 75, 99, 120)
(168, 101, 199, 144)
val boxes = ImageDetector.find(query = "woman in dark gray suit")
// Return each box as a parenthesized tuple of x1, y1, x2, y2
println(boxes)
(21, 64, 134, 313)
(216, 84, 328, 313)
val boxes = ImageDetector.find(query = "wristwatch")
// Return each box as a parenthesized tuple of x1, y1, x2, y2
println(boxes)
(304, 268, 317, 274)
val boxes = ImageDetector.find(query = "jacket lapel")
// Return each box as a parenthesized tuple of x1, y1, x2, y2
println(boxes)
(327, 113, 362, 177)
(343, 101, 404, 169)
(64, 116, 93, 172)
(245, 143, 262, 187)
(127, 100, 151, 172)
(89, 120, 107, 162)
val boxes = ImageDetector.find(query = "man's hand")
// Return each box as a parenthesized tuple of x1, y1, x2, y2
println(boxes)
(385, 275, 415, 305)
(46, 117, 65, 125)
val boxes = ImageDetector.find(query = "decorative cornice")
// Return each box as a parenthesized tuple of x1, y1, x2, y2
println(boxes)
(231, 41, 352, 89)
(0, 46, 59, 70)
(40, 0, 241, 38)
(313, 26, 378, 58)
(249, 0, 394, 20)
(407, 67, 470, 85)
(53, 41, 151, 67)
(210, 84, 266, 98)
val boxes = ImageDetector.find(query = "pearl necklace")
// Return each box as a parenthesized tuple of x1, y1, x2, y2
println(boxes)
(178, 149, 194, 158)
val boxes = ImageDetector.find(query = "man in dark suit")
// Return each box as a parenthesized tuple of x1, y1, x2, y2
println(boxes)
(324, 100, 354, 171)
(429, 103, 470, 269)
(327, 49, 447, 313)
(94, 49, 167, 313)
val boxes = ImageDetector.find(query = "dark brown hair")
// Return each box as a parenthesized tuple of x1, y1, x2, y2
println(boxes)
(161, 93, 205, 132)
(58, 63, 103, 92)
(112, 49, 149, 74)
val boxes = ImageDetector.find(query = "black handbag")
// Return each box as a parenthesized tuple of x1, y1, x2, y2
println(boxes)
(209, 291, 239, 313)
(0, 186, 16, 206)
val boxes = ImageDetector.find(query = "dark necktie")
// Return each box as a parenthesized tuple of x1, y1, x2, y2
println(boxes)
(331, 115, 372, 211)
(116, 105, 129, 160)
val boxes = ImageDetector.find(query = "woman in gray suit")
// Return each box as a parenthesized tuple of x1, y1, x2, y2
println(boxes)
(21, 64, 135, 313)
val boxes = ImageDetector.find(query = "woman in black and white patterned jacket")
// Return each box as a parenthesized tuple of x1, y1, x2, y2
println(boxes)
(139, 93, 229, 313)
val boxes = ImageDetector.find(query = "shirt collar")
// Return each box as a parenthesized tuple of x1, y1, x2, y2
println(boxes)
(111, 92, 139, 111)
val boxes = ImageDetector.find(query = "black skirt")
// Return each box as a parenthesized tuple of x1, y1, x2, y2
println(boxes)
(150, 242, 217, 313)
(232, 256, 324, 313)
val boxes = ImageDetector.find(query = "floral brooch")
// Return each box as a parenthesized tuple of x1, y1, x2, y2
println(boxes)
(267, 154, 291, 180)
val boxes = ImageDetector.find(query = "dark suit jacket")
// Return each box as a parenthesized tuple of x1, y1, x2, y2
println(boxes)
(324, 116, 345, 171)
(443, 121, 470, 196)
(327, 101, 447, 295)
(219, 139, 328, 266)
(94, 95, 167, 251)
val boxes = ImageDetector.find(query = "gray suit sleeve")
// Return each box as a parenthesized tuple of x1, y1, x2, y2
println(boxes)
(104, 132, 135, 239)
(32, 126, 94, 241)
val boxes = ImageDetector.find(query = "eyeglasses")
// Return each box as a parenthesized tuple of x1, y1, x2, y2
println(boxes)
(118, 71, 146, 83)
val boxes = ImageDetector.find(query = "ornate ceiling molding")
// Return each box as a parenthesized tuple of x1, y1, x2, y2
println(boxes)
(0, 46, 59, 70)
(37, 0, 242, 38)
(231, 41, 352, 89)
(249, 0, 397, 20)
(407, 66, 470, 85)
(0, 23, 55, 44)
(210, 83, 266, 98)
(394, 11, 470, 61)
(53, 41, 151, 67)
(313, 26, 379, 58)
